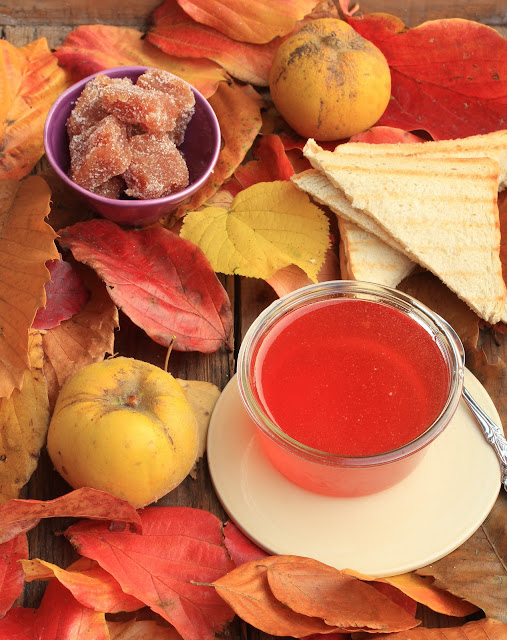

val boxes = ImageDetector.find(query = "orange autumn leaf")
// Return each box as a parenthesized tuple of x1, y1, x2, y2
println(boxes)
(176, 0, 321, 44)
(212, 556, 343, 637)
(382, 574, 478, 618)
(172, 81, 263, 219)
(366, 618, 507, 640)
(344, 569, 477, 618)
(54, 24, 227, 99)
(0, 38, 70, 179)
(267, 556, 419, 632)
(0, 176, 59, 398)
(20, 558, 144, 614)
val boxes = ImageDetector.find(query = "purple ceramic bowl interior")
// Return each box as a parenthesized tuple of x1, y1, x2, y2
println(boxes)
(44, 66, 221, 226)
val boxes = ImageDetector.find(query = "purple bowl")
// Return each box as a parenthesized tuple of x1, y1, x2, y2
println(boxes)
(44, 66, 221, 226)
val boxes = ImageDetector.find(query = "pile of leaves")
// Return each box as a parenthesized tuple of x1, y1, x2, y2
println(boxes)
(0, 488, 506, 639)
(0, 0, 506, 637)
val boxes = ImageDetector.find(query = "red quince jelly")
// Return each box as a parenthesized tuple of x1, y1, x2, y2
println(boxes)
(253, 298, 450, 457)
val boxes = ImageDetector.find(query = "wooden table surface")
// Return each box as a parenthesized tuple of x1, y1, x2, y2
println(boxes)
(2, 0, 506, 636)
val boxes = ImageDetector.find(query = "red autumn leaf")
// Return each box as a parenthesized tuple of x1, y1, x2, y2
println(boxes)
(0, 38, 70, 180)
(0, 533, 28, 617)
(54, 25, 227, 98)
(176, 0, 321, 44)
(65, 506, 235, 640)
(58, 220, 232, 353)
(0, 488, 141, 545)
(348, 126, 426, 144)
(212, 556, 344, 637)
(347, 14, 507, 140)
(0, 578, 109, 640)
(223, 521, 269, 566)
(267, 556, 419, 632)
(23, 558, 144, 614)
(234, 134, 295, 190)
(174, 81, 263, 217)
(41, 263, 118, 412)
(32, 256, 89, 330)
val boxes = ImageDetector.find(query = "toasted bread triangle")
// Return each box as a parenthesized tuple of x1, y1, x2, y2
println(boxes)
(291, 169, 415, 287)
(303, 139, 505, 324)
(337, 217, 415, 287)
(333, 130, 507, 190)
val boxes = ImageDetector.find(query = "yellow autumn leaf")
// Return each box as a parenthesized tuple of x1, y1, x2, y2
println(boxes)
(0, 331, 50, 503)
(0, 176, 59, 398)
(177, 378, 221, 462)
(180, 181, 330, 282)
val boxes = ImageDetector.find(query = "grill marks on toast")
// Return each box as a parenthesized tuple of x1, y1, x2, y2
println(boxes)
(333, 130, 507, 190)
(297, 139, 506, 324)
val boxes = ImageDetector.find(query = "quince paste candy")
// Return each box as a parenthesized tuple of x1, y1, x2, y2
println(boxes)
(123, 133, 189, 199)
(136, 69, 195, 145)
(102, 83, 182, 135)
(67, 75, 133, 138)
(69, 115, 131, 190)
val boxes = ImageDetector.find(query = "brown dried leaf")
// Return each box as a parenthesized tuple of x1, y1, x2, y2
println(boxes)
(398, 271, 480, 352)
(0, 176, 59, 398)
(418, 491, 507, 623)
(0, 331, 49, 503)
(465, 349, 507, 433)
(42, 264, 118, 411)
(107, 619, 182, 640)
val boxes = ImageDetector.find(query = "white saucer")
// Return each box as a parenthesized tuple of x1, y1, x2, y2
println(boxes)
(207, 369, 501, 577)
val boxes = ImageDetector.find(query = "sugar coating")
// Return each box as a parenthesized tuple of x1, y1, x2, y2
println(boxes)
(66, 69, 194, 200)
(102, 83, 183, 134)
(123, 133, 189, 199)
(90, 175, 126, 199)
(66, 75, 133, 138)
(136, 69, 195, 145)
(70, 115, 132, 190)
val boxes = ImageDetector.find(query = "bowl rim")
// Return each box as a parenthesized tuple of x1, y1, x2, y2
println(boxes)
(237, 280, 465, 468)
(43, 65, 221, 208)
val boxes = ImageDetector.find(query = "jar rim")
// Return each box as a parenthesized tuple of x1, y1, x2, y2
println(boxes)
(237, 280, 465, 468)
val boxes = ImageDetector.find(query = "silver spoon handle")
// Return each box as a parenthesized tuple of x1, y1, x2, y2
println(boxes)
(462, 387, 507, 492)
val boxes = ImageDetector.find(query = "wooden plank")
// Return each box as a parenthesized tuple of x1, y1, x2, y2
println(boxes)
(0, 0, 506, 28)
(355, 0, 506, 26)
(0, 0, 160, 28)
